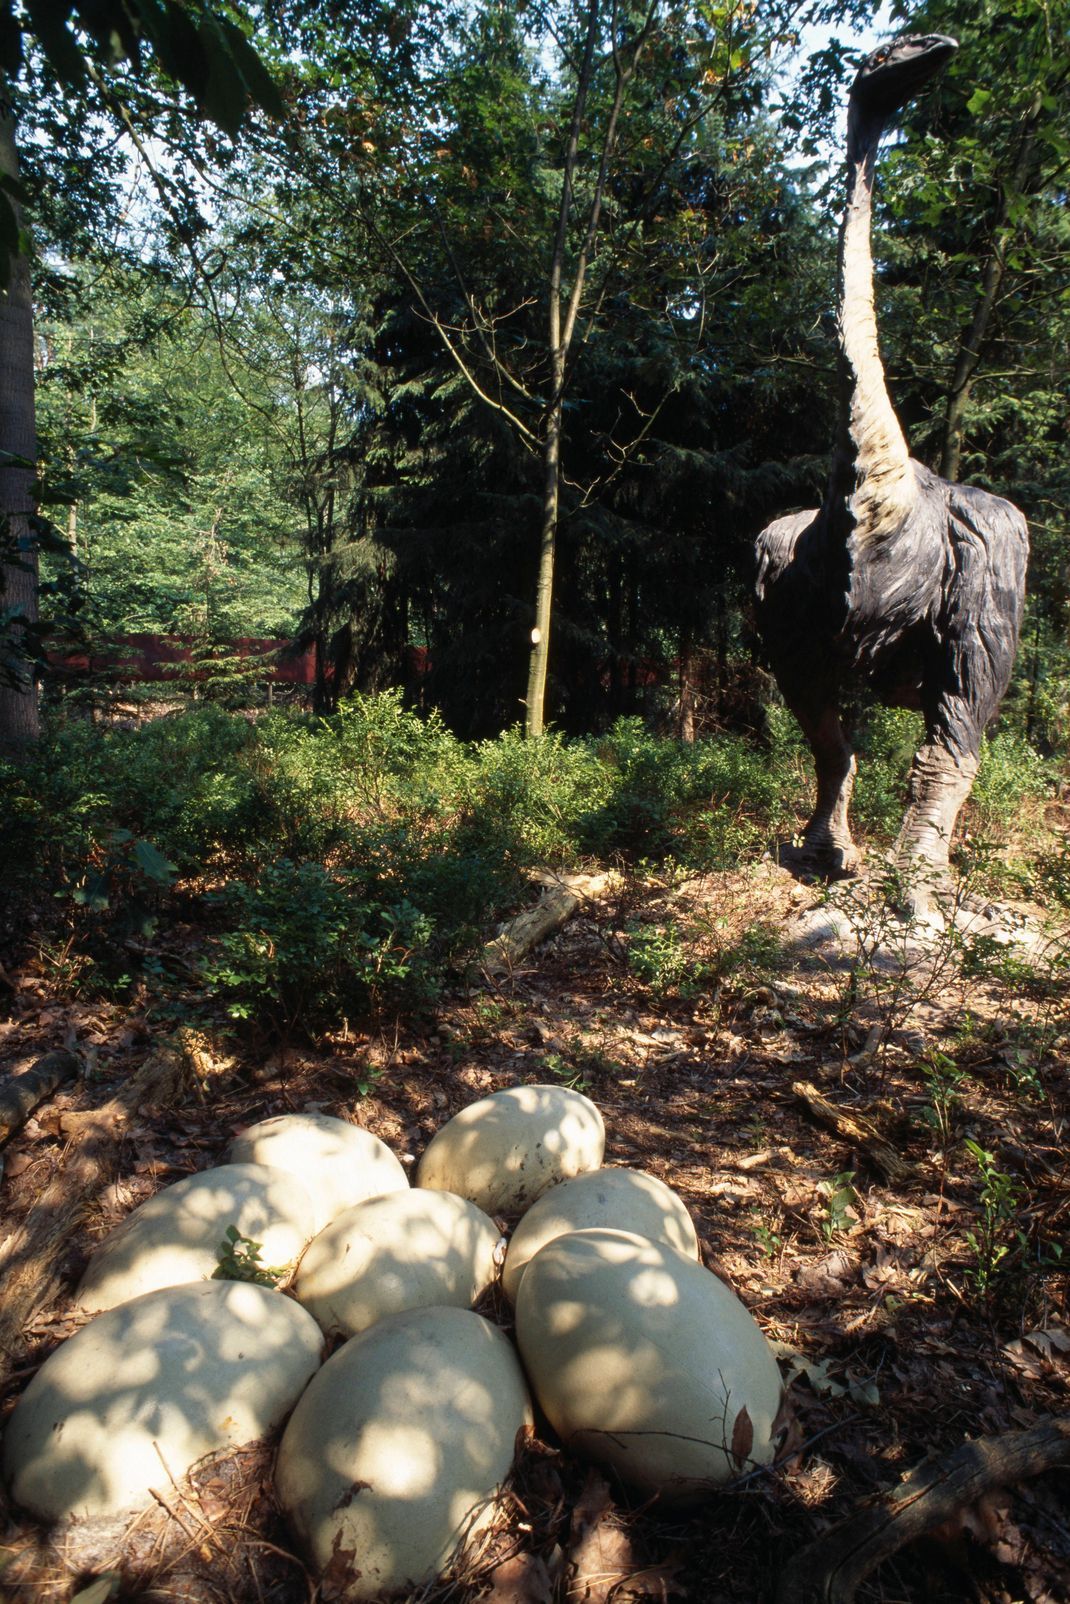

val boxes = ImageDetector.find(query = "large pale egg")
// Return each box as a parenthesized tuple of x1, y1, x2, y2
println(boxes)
(75, 1162, 316, 1313)
(502, 1167, 699, 1302)
(415, 1084, 605, 1215)
(295, 1188, 501, 1337)
(515, 1228, 782, 1499)
(228, 1113, 408, 1234)
(276, 1306, 532, 1600)
(3, 1281, 322, 1520)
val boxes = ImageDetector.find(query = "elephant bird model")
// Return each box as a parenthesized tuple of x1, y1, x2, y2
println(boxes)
(755, 34, 1028, 911)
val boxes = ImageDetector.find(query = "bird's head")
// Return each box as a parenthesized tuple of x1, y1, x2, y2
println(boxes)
(849, 33, 958, 123)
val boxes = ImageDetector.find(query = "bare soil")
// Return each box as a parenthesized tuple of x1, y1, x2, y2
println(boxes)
(1, 860, 1067, 1604)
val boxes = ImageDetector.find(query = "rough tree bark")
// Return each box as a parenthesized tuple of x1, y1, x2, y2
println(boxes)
(0, 1049, 80, 1145)
(480, 869, 614, 975)
(791, 1079, 921, 1187)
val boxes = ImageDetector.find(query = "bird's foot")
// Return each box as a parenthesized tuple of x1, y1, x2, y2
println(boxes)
(776, 837, 861, 882)
(879, 856, 954, 929)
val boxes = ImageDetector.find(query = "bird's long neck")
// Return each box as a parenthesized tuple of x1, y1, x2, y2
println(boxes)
(824, 108, 916, 549)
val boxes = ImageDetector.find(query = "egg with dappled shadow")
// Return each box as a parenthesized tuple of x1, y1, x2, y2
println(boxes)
(228, 1113, 409, 1235)
(295, 1188, 502, 1338)
(502, 1166, 699, 1303)
(2, 1281, 323, 1520)
(515, 1228, 782, 1499)
(276, 1306, 532, 1599)
(75, 1162, 317, 1314)
(416, 1083, 605, 1215)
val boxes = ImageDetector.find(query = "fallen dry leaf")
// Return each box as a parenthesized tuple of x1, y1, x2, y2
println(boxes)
(794, 1248, 857, 1298)
(567, 1472, 640, 1604)
(730, 1405, 754, 1470)
(483, 1552, 555, 1604)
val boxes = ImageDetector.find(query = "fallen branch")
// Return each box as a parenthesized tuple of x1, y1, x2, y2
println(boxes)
(778, 1417, 1070, 1604)
(480, 872, 614, 976)
(0, 1049, 81, 1146)
(0, 1040, 200, 1372)
(791, 1080, 919, 1186)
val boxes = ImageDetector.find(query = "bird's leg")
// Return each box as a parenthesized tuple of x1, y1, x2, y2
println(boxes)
(789, 705, 861, 877)
(892, 740, 979, 915)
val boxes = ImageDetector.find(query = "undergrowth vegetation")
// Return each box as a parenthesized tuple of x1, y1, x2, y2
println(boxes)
(0, 691, 1060, 1041)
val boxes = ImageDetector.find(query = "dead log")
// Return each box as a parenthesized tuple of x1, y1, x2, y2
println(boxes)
(778, 1417, 1070, 1604)
(480, 872, 614, 976)
(791, 1080, 919, 1186)
(0, 1040, 200, 1371)
(0, 1049, 80, 1145)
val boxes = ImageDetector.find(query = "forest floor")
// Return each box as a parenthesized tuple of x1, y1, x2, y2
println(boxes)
(1, 856, 1068, 1604)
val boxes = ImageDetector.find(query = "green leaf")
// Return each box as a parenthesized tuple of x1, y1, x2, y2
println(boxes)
(132, 837, 176, 884)
(195, 16, 247, 137)
(133, 0, 204, 95)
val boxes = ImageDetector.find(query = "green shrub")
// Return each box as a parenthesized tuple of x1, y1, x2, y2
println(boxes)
(851, 706, 924, 838)
(202, 858, 436, 1037)
(970, 731, 1051, 833)
(27, 706, 260, 875)
(22, 691, 1056, 1030)
(625, 914, 780, 999)
(576, 716, 801, 864)
(627, 920, 701, 997)
(467, 727, 613, 865)
(715, 922, 782, 981)
(67, 828, 176, 943)
(1035, 835, 1070, 908)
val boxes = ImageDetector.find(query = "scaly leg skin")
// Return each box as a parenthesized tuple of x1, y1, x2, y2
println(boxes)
(892, 741, 979, 919)
(783, 704, 861, 878)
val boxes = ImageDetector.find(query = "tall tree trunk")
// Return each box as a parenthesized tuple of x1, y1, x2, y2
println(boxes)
(523, 0, 640, 737)
(716, 587, 729, 720)
(0, 102, 39, 749)
(525, 401, 562, 738)
(677, 630, 697, 743)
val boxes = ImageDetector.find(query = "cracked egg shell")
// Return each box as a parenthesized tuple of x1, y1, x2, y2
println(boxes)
(415, 1084, 604, 1215)
(3, 1280, 322, 1520)
(514, 1228, 782, 1500)
(276, 1306, 532, 1599)
(502, 1166, 699, 1302)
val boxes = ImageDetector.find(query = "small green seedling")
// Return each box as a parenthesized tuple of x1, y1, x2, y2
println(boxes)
(213, 1226, 287, 1288)
(816, 1170, 858, 1241)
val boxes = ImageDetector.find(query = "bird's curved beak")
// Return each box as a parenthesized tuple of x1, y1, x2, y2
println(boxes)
(850, 33, 958, 119)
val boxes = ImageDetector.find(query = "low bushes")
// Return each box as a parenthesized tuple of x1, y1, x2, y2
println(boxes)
(201, 860, 436, 1037)
(1, 689, 1056, 1037)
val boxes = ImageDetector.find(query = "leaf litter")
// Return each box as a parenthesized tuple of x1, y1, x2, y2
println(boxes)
(0, 859, 1067, 1602)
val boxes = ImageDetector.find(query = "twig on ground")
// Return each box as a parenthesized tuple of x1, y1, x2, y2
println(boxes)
(777, 1416, 1070, 1604)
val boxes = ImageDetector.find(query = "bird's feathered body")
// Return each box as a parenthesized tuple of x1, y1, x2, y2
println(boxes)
(757, 463, 1027, 744)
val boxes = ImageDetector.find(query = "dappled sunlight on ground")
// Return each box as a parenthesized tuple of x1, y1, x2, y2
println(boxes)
(0, 856, 1067, 1600)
